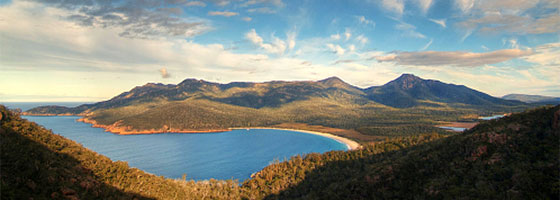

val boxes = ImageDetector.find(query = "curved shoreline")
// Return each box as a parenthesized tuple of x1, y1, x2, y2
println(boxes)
(23, 114, 361, 150)
(232, 127, 361, 150)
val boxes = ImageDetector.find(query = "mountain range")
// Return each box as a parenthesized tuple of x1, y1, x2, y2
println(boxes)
(25, 74, 533, 141)
(502, 94, 560, 104)
(28, 74, 522, 112)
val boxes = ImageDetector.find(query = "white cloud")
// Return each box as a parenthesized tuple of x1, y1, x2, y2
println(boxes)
(330, 34, 341, 40)
(2, 0, 559, 102)
(242, 17, 252, 22)
(507, 38, 519, 49)
(159, 67, 171, 78)
(375, 49, 533, 67)
(23, 0, 210, 39)
(348, 44, 356, 52)
(420, 39, 433, 50)
(245, 29, 287, 54)
(344, 28, 352, 41)
(242, 0, 285, 8)
(460, 29, 473, 42)
(455, 0, 475, 13)
(185, 1, 206, 7)
(287, 31, 296, 50)
(524, 43, 560, 66)
(395, 20, 426, 38)
(481, 45, 489, 51)
(208, 11, 239, 17)
(210, 0, 232, 6)
(428, 18, 446, 28)
(381, 0, 405, 16)
(415, 0, 433, 14)
(326, 44, 345, 56)
(455, 0, 559, 35)
(247, 7, 277, 14)
(355, 35, 369, 45)
(245, 29, 264, 44)
(357, 16, 375, 26)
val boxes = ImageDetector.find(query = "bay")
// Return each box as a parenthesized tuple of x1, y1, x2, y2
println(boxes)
(22, 115, 347, 181)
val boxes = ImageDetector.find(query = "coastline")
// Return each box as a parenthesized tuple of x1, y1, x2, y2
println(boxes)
(23, 114, 361, 150)
(436, 121, 478, 129)
(76, 117, 230, 135)
(232, 127, 361, 150)
(21, 112, 78, 116)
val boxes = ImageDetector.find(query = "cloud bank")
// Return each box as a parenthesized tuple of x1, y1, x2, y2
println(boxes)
(376, 49, 533, 67)
(29, 0, 210, 39)
(208, 11, 239, 17)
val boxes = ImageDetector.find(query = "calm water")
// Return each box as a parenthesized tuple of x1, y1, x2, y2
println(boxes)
(22, 115, 347, 181)
(479, 115, 505, 120)
(437, 126, 467, 132)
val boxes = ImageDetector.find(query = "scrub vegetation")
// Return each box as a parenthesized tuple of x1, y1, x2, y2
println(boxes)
(25, 74, 534, 142)
(4, 105, 558, 199)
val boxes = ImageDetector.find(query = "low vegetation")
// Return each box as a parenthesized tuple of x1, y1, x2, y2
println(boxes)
(25, 74, 536, 142)
(3, 105, 558, 199)
(1, 105, 241, 199)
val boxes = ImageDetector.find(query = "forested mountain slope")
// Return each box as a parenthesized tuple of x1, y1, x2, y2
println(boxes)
(0, 105, 241, 199)
(246, 105, 560, 199)
(3, 105, 558, 199)
(23, 74, 529, 140)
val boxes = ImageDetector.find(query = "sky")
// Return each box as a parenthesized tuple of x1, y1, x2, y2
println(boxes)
(0, 0, 559, 102)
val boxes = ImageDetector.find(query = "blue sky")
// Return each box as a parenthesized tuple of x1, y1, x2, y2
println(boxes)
(0, 0, 559, 102)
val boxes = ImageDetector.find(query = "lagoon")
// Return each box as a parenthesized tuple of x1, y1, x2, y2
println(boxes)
(21, 115, 347, 181)
(479, 115, 505, 120)
(437, 126, 467, 132)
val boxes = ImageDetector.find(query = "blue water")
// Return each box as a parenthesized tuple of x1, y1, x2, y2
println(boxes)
(479, 115, 505, 120)
(437, 126, 467, 132)
(22, 115, 347, 181)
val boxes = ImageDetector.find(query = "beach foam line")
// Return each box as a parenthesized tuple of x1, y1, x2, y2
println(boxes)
(231, 127, 361, 150)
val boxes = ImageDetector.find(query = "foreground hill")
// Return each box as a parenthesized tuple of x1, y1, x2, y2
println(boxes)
(3, 105, 558, 199)
(24, 74, 528, 141)
(246, 105, 560, 199)
(503, 93, 560, 104)
(0, 105, 241, 199)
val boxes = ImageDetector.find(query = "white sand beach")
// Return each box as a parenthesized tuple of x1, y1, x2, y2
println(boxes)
(232, 127, 361, 150)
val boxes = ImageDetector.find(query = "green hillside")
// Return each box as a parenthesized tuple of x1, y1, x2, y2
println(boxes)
(24, 74, 532, 142)
(3, 105, 558, 199)
(0, 105, 241, 199)
(246, 105, 560, 199)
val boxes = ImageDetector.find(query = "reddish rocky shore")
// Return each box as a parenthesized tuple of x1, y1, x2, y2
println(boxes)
(76, 118, 230, 135)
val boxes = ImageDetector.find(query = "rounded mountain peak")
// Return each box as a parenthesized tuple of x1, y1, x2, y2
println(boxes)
(318, 76, 349, 87)
(388, 74, 424, 89)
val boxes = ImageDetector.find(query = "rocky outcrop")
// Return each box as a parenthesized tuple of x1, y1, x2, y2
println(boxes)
(77, 118, 230, 135)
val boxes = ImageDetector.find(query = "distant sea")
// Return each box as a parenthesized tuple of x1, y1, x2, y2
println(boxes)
(1, 102, 92, 111)
(3, 102, 347, 181)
